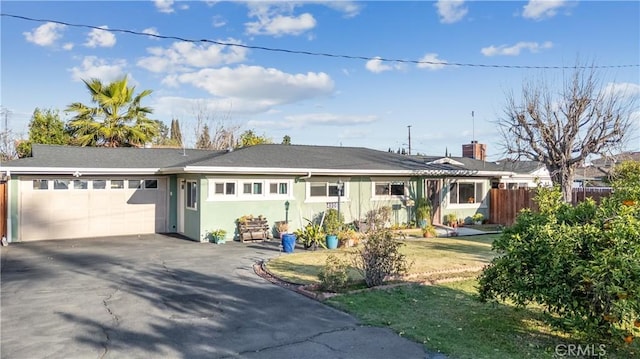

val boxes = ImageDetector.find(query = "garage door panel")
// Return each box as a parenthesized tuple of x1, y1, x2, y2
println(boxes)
(20, 177, 168, 241)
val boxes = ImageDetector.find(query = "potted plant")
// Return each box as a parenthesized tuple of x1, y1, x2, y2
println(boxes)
(323, 209, 344, 249)
(209, 229, 227, 244)
(294, 220, 326, 250)
(472, 213, 484, 225)
(338, 228, 360, 248)
(445, 213, 458, 228)
(275, 221, 289, 238)
(422, 224, 437, 238)
(415, 199, 431, 228)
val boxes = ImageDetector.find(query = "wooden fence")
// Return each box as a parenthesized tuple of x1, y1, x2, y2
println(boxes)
(489, 188, 612, 226)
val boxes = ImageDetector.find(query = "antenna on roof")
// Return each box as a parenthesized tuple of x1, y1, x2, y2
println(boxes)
(471, 111, 475, 142)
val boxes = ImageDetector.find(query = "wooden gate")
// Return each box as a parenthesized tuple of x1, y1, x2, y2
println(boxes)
(489, 188, 537, 226)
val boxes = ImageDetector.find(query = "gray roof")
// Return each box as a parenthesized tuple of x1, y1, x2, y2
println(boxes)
(419, 155, 507, 172)
(1, 144, 514, 176)
(187, 144, 463, 172)
(2, 144, 219, 169)
(494, 159, 545, 174)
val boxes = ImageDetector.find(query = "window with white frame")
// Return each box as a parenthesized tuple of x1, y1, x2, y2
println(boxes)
(32, 179, 48, 190)
(213, 181, 236, 196)
(209, 179, 291, 200)
(373, 181, 406, 197)
(270, 182, 288, 195)
(186, 180, 198, 209)
(242, 182, 263, 195)
(307, 181, 345, 200)
(449, 181, 484, 204)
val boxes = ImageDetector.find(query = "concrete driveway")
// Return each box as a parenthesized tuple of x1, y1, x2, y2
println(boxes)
(1, 234, 430, 359)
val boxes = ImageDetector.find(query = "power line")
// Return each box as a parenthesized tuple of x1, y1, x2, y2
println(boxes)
(3, 13, 639, 70)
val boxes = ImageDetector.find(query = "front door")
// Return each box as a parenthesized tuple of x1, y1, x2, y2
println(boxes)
(426, 179, 442, 224)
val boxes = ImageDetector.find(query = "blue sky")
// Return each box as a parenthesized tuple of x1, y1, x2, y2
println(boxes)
(1, 0, 639, 159)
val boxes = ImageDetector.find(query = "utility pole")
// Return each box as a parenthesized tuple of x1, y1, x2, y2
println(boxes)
(407, 125, 412, 155)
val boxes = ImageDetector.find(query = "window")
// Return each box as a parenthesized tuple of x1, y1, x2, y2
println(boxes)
(309, 182, 345, 198)
(374, 182, 405, 196)
(213, 182, 236, 195)
(128, 180, 142, 189)
(243, 182, 263, 195)
(449, 181, 484, 204)
(93, 180, 106, 189)
(270, 182, 288, 195)
(33, 179, 48, 190)
(54, 179, 70, 190)
(110, 180, 124, 189)
(73, 180, 88, 190)
(144, 179, 158, 189)
(186, 181, 197, 209)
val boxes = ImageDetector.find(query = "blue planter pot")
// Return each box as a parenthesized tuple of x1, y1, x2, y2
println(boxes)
(281, 233, 296, 253)
(326, 234, 338, 249)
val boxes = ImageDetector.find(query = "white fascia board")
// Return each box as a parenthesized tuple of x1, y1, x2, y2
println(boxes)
(180, 166, 457, 177)
(0, 167, 160, 175)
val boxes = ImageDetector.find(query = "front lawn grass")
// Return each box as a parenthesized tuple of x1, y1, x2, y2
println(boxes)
(327, 279, 636, 359)
(266, 234, 499, 285)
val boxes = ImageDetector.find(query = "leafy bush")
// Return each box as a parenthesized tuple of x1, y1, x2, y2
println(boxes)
(323, 208, 344, 235)
(318, 254, 349, 292)
(478, 163, 640, 343)
(364, 206, 392, 231)
(353, 229, 411, 287)
(293, 219, 326, 250)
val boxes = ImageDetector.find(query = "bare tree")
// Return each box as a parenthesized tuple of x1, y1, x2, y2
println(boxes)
(0, 107, 19, 161)
(191, 100, 239, 150)
(498, 65, 637, 202)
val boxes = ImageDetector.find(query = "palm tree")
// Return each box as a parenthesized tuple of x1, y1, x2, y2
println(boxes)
(66, 76, 159, 147)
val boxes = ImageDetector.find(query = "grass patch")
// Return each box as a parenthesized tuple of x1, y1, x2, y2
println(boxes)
(327, 279, 637, 359)
(266, 234, 499, 285)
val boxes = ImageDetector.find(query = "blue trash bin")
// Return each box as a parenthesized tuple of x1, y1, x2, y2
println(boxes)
(281, 233, 296, 253)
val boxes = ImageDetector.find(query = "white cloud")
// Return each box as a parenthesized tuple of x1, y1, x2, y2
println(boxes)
(62, 43, 74, 51)
(481, 41, 553, 56)
(154, 0, 174, 13)
(172, 65, 334, 113)
(320, 1, 362, 18)
(434, 0, 468, 24)
(69, 56, 127, 82)
(142, 27, 160, 38)
(416, 53, 448, 70)
(522, 0, 570, 20)
(84, 26, 116, 48)
(602, 82, 640, 98)
(246, 12, 316, 36)
(365, 57, 406, 73)
(23, 22, 66, 46)
(212, 15, 227, 28)
(249, 113, 377, 130)
(366, 57, 392, 73)
(137, 40, 248, 73)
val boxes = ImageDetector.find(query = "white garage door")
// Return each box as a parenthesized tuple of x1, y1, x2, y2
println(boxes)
(19, 177, 168, 241)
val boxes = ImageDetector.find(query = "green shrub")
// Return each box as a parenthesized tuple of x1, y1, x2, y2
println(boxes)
(478, 164, 640, 344)
(323, 208, 344, 235)
(353, 229, 411, 287)
(318, 254, 349, 292)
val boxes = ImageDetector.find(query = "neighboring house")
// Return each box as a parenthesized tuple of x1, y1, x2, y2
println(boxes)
(574, 151, 640, 188)
(493, 159, 553, 189)
(1, 143, 530, 243)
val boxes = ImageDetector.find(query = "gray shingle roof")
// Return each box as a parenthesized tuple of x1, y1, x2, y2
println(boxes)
(494, 159, 545, 174)
(2, 144, 220, 169)
(1, 144, 514, 176)
(185, 144, 474, 174)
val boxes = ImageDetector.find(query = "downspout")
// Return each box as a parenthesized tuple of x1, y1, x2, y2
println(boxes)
(297, 171, 312, 182)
